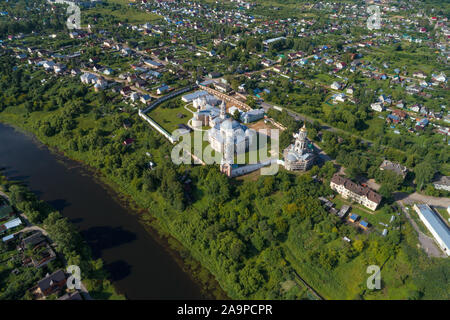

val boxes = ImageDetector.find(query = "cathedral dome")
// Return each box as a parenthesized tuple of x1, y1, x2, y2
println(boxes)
(286, 152, 298, 162)
(300, 123, 307, 132)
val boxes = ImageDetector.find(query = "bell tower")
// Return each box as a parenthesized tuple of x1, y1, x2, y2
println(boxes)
(293, 124, 307, 154)
(220, 100, 226, 120)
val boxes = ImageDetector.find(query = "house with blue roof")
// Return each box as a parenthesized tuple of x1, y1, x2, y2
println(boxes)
(386, 114, 400, 124)
(349, 213, 359, 223)
(415, 118, 429, 130)
(157, 84, 169, 95)
(359, 220, 369, 230)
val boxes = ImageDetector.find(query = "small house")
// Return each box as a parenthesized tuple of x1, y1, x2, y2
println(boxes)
(123, 138, 135, 146)
(359, 220, 369, 230)
(348, 213, 360, 223)
(140, 94, 152, 104)
(36, 269, 67, 297)
(338, 205, 350, 218)
(157, 85, 169, 95)
(120, 86, 132, 96)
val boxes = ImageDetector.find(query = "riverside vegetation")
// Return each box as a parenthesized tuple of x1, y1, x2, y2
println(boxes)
(0, 174, 125, 300)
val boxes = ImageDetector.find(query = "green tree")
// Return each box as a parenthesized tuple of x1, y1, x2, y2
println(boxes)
(414, 162, 436, 191)
(232, 109, 240, 121)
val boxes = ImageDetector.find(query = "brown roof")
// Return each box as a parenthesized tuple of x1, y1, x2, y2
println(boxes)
(37, 269, 66, 291)
(392, 109, 407, 119)
(331, 174, 382, 204)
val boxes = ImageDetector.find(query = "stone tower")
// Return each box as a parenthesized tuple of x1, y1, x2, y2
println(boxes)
(220, 100, 226, 120)
(293, 123, 307, 154)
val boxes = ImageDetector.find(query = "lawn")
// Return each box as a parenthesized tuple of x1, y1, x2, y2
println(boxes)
(147, 99, 192, 133)
(362, 42, 445, 75)
(332, 195, 395, 232)
(83, 1, 161, 25)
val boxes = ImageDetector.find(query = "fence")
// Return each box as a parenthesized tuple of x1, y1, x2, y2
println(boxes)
(138, 109, 176, 144)
(139, 85, 198, 144)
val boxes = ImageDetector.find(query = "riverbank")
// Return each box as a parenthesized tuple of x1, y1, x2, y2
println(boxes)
(0, 173, 124, 300)
(0, 119, 228, 300)
(85, 161, 228, 299)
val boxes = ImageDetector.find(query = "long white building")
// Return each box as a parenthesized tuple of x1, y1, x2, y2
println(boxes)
(413, 204, 450, 256)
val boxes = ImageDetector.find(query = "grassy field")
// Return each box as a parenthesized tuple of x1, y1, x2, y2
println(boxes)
(283, 242, 366, 299)
(147, 100, 192, 133)
(362, 42, 446, 75)
(83, 0, 161, 25)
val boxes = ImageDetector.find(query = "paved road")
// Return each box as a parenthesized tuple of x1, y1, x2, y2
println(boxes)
(395, 192, 450, 209)
(260, 101, 374, 146)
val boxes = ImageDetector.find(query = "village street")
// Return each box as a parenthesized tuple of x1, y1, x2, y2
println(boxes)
(395, 192, 450, 209)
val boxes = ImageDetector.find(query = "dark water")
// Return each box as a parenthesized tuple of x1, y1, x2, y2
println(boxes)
(0, 123, 203, 299)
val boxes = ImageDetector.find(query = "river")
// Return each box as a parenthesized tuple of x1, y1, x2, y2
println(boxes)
(0, 123, 204, 299)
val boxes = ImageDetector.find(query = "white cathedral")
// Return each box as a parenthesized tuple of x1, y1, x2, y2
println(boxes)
(207, 102, 250, 157)
(283, 124, 316, 171)
(190, 96, 250, 157)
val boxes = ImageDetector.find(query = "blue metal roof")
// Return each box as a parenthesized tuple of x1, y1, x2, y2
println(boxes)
(387, 114, 400, 121)
(416, 204, 450, 250)
(182, 90, 208, 102)
(360, 220, 369, 227)
(2, 234, 14, 242)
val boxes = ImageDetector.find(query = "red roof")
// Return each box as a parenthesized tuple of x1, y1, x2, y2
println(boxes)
(123, 138, 134, 145)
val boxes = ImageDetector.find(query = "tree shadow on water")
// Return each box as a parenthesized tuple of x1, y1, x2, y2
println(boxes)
(47, 198, 71, 211)
(80, 226, 137, 258)
(104, 260, 132, 282)
(69, 217, 84, 224)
